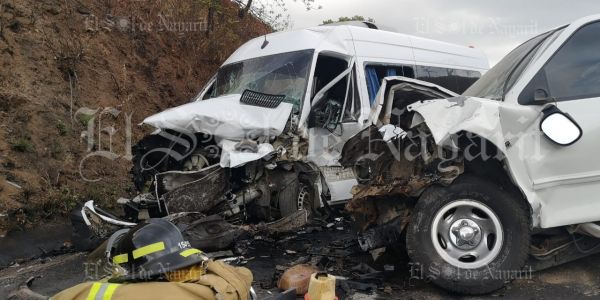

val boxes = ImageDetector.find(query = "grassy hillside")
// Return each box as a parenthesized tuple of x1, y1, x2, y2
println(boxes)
(0, 0, 270, 235)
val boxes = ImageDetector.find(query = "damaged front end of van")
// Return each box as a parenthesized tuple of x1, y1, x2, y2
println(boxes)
(126, 89, 320, 225)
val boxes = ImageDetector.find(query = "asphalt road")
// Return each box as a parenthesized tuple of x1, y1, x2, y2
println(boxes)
(1, 235, 600, 299)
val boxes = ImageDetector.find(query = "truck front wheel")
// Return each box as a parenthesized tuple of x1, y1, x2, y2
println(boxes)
(406, 176, 530, 295)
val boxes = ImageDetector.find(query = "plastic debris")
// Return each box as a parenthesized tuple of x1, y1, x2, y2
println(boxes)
(277, 264, 319, 295)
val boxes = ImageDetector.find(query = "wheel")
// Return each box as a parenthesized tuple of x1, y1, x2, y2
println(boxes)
(278, 180, 314, 218)
(406, 176, 530, 295)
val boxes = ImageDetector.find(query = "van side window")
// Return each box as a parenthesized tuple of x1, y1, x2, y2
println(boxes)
(312, 55, 348, 100)
(416, 66, 480, 94)
(537, 21, 600, 101)
(309, 54, 351, 128)
(365, 65, 415, 105)
(202, 82, 215, 100)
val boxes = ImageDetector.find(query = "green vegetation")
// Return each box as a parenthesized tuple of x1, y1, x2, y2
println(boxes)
(12, 138, 32, 153)
(322, 15, 375, 25)
(78, 113, 94, 126)
(56, 119, 69, 136)
(50, 141, 63, 159)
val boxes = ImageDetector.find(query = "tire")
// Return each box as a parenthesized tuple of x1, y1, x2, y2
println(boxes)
(278, 179, 314, 218)
(278, 176, 301, 217)
(406, 175, 530, 295)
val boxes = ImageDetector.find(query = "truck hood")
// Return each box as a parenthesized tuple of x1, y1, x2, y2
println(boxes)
(407, 96, 505, 150)
(407, 95, 539, 154)
(365, 76, 523, 152)
(143, 94, 294, 140)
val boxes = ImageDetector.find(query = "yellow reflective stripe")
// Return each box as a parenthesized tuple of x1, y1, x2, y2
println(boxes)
(132, 242, 166, 259)
(180, 248, 202, 257)
(85, 283, 102, 300)
(102, 284, 119, 300)
(112, 254, 128, 264)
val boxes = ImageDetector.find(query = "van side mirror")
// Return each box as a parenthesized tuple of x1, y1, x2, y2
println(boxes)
(540, 106, 582, 146)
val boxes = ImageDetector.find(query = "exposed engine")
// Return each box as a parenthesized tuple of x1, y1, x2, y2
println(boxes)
(126, 129, 316, 225)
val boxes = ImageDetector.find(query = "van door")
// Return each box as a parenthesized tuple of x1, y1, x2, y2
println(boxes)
(518, 21, 600, 227)
(306, 54, 363, 203)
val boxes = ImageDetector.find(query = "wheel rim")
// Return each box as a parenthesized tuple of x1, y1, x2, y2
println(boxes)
(430, 199, 504, 269)
(297, 183, 313, 213)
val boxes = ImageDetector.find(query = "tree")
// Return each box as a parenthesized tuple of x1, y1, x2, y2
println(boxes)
(237, 0, 324, 31)
(322, 15, 375, 25)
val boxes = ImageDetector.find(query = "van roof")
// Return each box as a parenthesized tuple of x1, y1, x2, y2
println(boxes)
(223, 25, 489, 71)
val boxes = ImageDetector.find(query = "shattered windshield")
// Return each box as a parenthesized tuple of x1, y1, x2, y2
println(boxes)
(463, 28, 564, 100)
(213, 49, 314, 112)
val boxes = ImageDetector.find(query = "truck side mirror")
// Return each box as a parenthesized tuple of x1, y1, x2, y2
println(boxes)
(540, 106, 582, 146)
(534, 88, 551, 103)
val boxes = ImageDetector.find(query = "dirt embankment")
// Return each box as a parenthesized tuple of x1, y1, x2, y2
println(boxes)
(0, 0, 269, 235)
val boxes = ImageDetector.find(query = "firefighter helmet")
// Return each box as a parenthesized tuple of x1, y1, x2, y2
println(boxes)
(106, 218, 206, 282)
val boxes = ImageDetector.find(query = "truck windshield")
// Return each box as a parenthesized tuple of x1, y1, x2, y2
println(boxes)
(463, 28, 564, 100)
(213, 49, 314, 111)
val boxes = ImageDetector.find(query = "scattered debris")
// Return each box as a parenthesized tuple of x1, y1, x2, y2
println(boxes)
(277, 264, 319, 295)
(7, 277, 47, 300)
(351, 263, 377, 274)
(80, 202, 310, 252)
(5, 180, 22, 189)
(306, 272, 336, 300)
(356, 216, 408, 251)
(370, 248, 386, 261)
(383, 285, 393, 294)
(205, 250, 235, 259)
(265, 288, 296, 300)
(383, 265, 395, 272)
(77, 197, 395, 299)
(339, 280, 378, 293)
(181, 215, 243, 251)
(262, 210, 309, 234)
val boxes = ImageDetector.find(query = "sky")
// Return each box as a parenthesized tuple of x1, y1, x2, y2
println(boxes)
(281, 0, 600, 66)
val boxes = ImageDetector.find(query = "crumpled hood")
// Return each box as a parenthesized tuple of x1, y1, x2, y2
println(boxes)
(143, 94, 294, 140)
(407, 95, 540, 154)
(407, 96, 505, 151)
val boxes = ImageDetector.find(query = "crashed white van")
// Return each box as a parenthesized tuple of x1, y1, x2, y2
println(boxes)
(124, 22, 488, 223)
(339, 15, 600, 294)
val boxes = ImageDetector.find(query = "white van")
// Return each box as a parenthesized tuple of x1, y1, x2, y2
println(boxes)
(125, 22, 489, 225)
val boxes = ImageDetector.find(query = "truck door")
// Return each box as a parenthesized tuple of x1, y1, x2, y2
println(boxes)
(519, 21, 600, 227)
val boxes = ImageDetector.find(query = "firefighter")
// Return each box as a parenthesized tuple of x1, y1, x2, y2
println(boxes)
(52, 218, 255, 300)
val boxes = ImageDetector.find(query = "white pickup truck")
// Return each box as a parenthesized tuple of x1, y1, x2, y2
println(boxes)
(339, 14, 600, 294)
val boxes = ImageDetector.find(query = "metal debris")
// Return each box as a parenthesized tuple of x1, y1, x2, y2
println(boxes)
(159, 166, 228, 214)
(205, 250, 234, 259)
(262, 210, 309, 234)
(5, 180, 22, 189)
(7, 277, 48, 300)
(181, 215, 244, 251)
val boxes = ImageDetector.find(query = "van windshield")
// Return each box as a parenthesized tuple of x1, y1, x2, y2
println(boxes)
(213, 49, 314, 111)
(463, 28, 564, 100)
